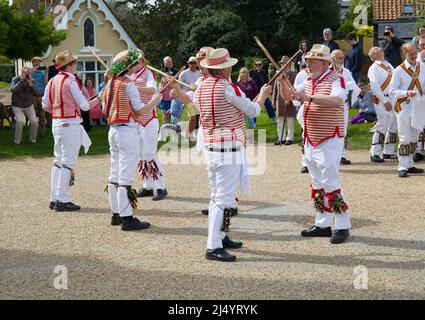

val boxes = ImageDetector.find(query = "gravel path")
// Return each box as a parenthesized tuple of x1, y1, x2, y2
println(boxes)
(1, 144, 425, 299)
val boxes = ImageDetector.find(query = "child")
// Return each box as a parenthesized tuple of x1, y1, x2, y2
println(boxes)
(169, 89, 183, 125)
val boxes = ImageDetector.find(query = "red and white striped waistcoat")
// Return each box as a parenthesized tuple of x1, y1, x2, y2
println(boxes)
(303, 69, 345, 147)
(196, 76, 246, 145)
(48, 72, 81, 119)
(103, 76, 137, 124)
(132, 67, 157, 127)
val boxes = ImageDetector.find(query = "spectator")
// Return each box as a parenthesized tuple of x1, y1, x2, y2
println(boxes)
(169, 89, 183, 125)
(379, 26, 405, 68)
(296, 40, 311, 72)
(322, 28, 340, 52)
(178, 56, 200, 93)
(249, 59, 277, 124)
(345, 32, 363, 84)
(236, 67, 259, 129)
(83, 77, 102, 126)
(350, 83, 376, 123)
(48, 59, 59, 81)
(413, 25, 425, 52)
(159, 56, 179, 124)
(31, 56, 48, 138)
(10, 67, 40, 144)
(273, 56, 297, 145)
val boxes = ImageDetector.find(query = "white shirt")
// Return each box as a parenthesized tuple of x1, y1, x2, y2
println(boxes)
(178, 68, 201, 93)
(390, 60, 425, 100)
(338, 67, 361, 104)
(368, 60, 394, 105)
(294, 69, 309, 90)
(42, 71, 89, 126)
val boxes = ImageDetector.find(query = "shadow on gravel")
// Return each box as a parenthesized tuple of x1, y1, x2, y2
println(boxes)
(1, 248, 423, 299)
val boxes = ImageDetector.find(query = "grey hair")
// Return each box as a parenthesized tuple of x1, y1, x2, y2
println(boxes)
(323, 28, 333, 35)
(402, 42, 416, 54)
(163, 56, 172, 63)
(368, 47, 380, 61)
(208, 69, 223, 76)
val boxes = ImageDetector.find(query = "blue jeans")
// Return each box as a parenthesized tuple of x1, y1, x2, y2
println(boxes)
(352, 72, 360, 85)
(264, 98, 276, 119)
(246, 116, 256, 128)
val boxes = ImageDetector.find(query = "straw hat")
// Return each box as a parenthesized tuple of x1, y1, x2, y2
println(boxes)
(110, 49, 143, 75)
(55, 50, 78, 69)
(305, 44, 332, 63)
(199, 48, 238, 69)
(196, 47, 214, 60)
(31, 56, 42, 63)
(187, 56, 197, 63)
(279, 55, 290, 64)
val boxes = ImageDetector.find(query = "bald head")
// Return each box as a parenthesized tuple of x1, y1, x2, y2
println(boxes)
(403, 42, 418, 65)
(368, 47, 384, 62)
(331, 49, 344, 70)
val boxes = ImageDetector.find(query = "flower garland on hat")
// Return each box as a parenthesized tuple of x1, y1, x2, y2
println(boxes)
(110, 49, 142, 75)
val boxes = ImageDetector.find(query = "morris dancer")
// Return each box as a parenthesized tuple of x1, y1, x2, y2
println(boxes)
(367, 47, 397, 163)
(292, 44, 351, 244)
(131, 54, 168, 201)
(195, 48, 272, 261)
(42, 51, 98, 211)
(103, 49, 162, 230)
(389, 43, 425, 178)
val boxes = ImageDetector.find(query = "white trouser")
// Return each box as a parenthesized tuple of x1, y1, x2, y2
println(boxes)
(138, 119, 166, 191)
(108, 125, 141, 217)
(342, 103, 349, 158)
(297, 105, 307, 167)
(12, 106, 39, 144)
(370, 103, 397, 156)
(416, 127, 425, 153)
(396, 104, 421, 171)
(207, 160, 241, 250)
(304, 137, 351, 230)
(51, 124, 82, 203)
(276, 117, 295, 141)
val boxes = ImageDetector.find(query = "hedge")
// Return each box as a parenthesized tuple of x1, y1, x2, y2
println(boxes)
(0, 64, 14, 82)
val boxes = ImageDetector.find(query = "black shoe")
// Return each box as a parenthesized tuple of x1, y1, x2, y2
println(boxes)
(153, 188, 168, 201)
(205, 248, 236, 262)
(49, 201, 56, 210)
(222, 235, 243, 249)
(137, 188, 153, 198)
(121, 216, 151, 231)
(55, 201, 81, 212)
(300, 166, 309, 174)
(370, 155, 385, 163)
(111, 214, 123, 226)
(201, 208, 209, 215)
(330, 229, 349, 244)
(398, 170, 408, 178)
(301, 225, 332, 237)
(413, 153, 424, 163)
(383, 154, 397, 160)
(274, 138, 285, 145)
(407, 167, 424, 174)
(340, 157, 351, 165)
(284, 140, 293, 145)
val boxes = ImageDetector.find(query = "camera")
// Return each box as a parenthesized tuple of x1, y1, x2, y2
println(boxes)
(384, 31, 391, 36)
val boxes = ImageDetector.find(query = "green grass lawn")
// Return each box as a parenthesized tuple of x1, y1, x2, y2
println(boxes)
(0, 81, 9, 88)
(0, 108, 374, 158)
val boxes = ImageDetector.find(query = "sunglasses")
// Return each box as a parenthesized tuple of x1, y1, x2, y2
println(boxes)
(255, 63, 262, 66)
(189, 61, 197, 64)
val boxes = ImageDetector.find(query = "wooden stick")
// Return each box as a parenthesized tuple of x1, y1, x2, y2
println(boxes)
(253, 50, 302, 102)
(159, 66, 186, 93)
(253, 36, 280, 70)
(146, 65, 193, 90)
(87, 47, 108, 69)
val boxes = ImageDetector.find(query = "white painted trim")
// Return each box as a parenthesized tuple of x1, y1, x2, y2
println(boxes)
(56, 0, 139, 50)
(75, 9, 103, 26)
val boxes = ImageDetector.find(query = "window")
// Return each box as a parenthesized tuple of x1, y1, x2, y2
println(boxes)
(403, 4, 414, 14)
(77, 60, 107, 89)
(83, 18, 95, 47)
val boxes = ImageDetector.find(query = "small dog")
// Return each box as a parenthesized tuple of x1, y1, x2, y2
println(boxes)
(0, 102, 14, 128)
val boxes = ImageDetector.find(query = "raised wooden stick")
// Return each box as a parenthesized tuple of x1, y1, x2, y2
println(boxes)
(87, 47, 109, 69)
(146, 65, 193, 90)
(253, 36, 280, 70)
(253, 50, 302, 102)
(160, 66, 186, 93)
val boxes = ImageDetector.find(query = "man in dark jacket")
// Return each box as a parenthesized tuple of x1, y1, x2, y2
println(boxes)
(322, 28, 340, 52)
(345, 32, 363, 84)
(379, 26, 405, 68)
(10, 67, 40, 144)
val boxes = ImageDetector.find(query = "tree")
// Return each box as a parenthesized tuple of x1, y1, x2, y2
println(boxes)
(336, 0, 373, 39)
(0, 1, 66, 60)
(178, 9, 249, 61)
